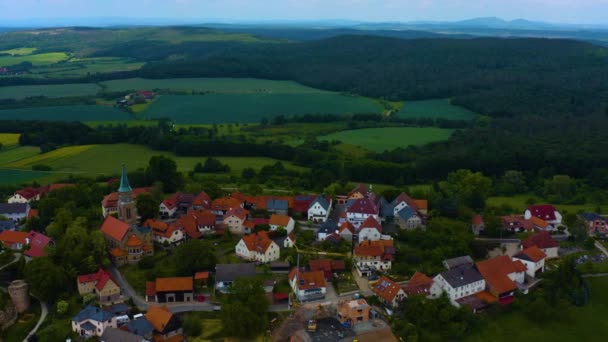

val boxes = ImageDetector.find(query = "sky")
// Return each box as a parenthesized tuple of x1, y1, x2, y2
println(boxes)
(0, 0, 607, 25)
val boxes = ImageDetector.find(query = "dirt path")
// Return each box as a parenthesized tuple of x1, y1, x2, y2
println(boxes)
(24, 296, 48, 341)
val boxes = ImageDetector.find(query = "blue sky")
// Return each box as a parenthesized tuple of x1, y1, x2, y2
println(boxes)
(0, 0, 606, 24)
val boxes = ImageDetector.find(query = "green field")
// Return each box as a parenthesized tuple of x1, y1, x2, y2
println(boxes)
(0, 169, 54, 184)
(0, 105, 130, 121)
(141, 94, 382, 124)
(487, 194, 603, 214)
(33, 57, 144, 78)
(3, 144, 306, 176)
(0, 47, 37, 56)
(319, 127, 454, 152)
(101, 77, 332, 93)
(0, 146, 39, 165)
(0, 133, 20, 147)
(397, 99, 477, 120)
(0, 52, 69, 66)
(465, 277, 608, 342)
(0, 84, 101, 100)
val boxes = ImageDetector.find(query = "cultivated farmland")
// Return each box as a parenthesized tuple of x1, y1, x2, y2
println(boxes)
(0, 133, 20, 147)
(33, 57, 144, 78)
(319, 127, 454, 152)
(397, 98, 477, 120)
(0, 83, 101, 100)
(0, 52, 69, 66)
(0, 169, 53, 185)
(0, 48, 37, 56)
(141, 94, 381, 124)
(0, 105, 130, 122)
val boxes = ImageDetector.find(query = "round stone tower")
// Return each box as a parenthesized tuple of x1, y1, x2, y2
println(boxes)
(8, 280, 30, 314)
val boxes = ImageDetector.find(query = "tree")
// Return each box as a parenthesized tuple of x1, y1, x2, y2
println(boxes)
(438, 169, 492, 210)
(544, 175, 577, 203)
(173, 240, 217, 276)
(242, 167, 257, 180)
(24, 257, 69, 302)
(221, 278, 269, 338)
(183, 313, 203, 337)
(136, 192, 159, 222)
(145, 155, 183, 193)
(499, 170, 527, 195)
(56, 300, 69, 315)
(45, 208, 73, 240)
(55, 217, 107, 275)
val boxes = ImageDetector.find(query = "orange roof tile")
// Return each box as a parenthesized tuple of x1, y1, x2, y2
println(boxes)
(146, 306, 173, 332)
(475, 291, 498, 304)
(100, 216, 130, 242)
(126, 235, 143, 247)
(530, 216, 550, 229)
(373, 276, 403, 303)
(354, 244, 384, 258)
(27, 209, 39, 219)
(109, 248, 127, 257)
(515, 246, 547, 263)
(0, 230, 28, 247)
(225, 207, 249, 221)
(402, 271, 433, 297)
(413, 199, 428, 210)
(211, 197, 242, 211)
(242, 231, 275, 253)
(476, 256, 527, 294)
(339, 221, 355, 234)
(194, 272, 209, 280)
(155, 277, 193, 292)
(269, 214, 292, 227)
(289, 268, 327, 290)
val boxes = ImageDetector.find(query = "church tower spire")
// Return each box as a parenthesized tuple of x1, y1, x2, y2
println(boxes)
(117, 163, 137, 225)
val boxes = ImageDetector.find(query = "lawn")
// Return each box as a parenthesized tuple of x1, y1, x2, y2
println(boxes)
(4, 144, 307, 176)
(487, 194, 604, 214)
(0, 133, 20, 147)
(0, 52, 69, 66)
(140, 94, 382, 124)
(319, 127, 454, 152)
(464, 277, 608, 342)
(397, 98, 477, 120)
(101, 77, 332, 94)
(0, 105, 131, 121)
(0, 83, 101, 100)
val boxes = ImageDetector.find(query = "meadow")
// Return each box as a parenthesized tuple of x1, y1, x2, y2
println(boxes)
(100, 77, 332, 93)
(464, 277, 608, 342)
(397, 98, 477, 120)
(0, 105, 130, 122)
(3, 144, 307, 177)
(33, 57, 144, 78)
(0, 52, 69, 66)
(0, 47, 37, 56)
(0, 83, 101, 100)
(0, 133, 20, 147)
(319, 127, 454, 152)
(140, 94, 382, 124)
(486, 194, 603, 215)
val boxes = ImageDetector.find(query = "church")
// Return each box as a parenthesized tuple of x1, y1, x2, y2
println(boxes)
(100, 164, 154, 266)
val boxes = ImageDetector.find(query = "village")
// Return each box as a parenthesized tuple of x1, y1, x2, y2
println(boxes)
(0, 163, 605, 341)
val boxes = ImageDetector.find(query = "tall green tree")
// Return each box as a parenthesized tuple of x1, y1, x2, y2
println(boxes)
(438, 169, 492, 210)
(145, 155, 183, 193)
(24, 257, 69, 302)
(173, 240, 217, 276)
(221, 278, 269, 338)
(136, 192, 160, 221)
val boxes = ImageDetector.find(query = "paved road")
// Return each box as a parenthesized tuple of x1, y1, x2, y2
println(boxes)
(0, 252, 21, 271)
(109, 266, 149, 311)
(595, 241, 608, 258)
(24, 296, 48, 341)
(583, 273, 608, 278)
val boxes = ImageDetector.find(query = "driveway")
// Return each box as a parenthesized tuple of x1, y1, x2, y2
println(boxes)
(351, 269, 373, 296)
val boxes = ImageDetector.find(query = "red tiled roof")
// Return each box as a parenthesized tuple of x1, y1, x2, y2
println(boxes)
(348, 198, 378, 215)
(126, 235, 143, 247)
(293, 195, 316, 213)
(527, 205, 558, 221)
(358, 216, 382, 234)
(23, 231, 51, 258)
(269, 215, 292, 227)
(110, 248, 127, 257)
(27, 209, 39, 220)
(146, 281, 156, 296)
(146, 306, 174, 333)
(211, 197, 242, 212)
(225, 207, 249, 221)
(100, 215, 130, 241)
(413, 200, 428, 211)
(174, 215, 201, 239)
(472, 215, 484, 226)
(530, 216, 550, 229)
(194, 272, 209, 280)
(502, 215, 534, 231)
(402, 272, 433, 297)
(242, 231, 275, 253)
(476, 256, 527, 295)
(393, 192, 418, 210)
(289, 268, 327, 290)
(155, 277, 193, 292)
(0, 231, 28, 247)
(354, 244, 384, 258)
(102, 187, 152, 209)
(192, 192, 211, 208)
(339, 221, 355, 234)
(523, 231, 559, 249)
(373, 276, 403, 302)
(15, 187, 41, 200)
(348, 184, 369, 198)
(514, 246, 547, 263)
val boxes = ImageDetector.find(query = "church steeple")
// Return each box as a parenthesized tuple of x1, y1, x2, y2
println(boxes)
(117, 163, 137, 225)
(118, 163, 132, 194)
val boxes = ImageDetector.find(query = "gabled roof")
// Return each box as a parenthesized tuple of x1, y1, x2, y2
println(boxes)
(225, 207, 249, 221)
(0, 203, 28, 214)
(523, 231, 559, 249)
(476, 256, 527, 294)
(215, 263, 257, 282)
(348, 198, 378, 215)
(155, 277, 193, 292)
(174, 215, 201, 239)
(358, 216, 382, 233)
(402, 272, 433, 297)
(379, 197, 395, 217)
(145, 305, 174, 333)
(439, 264, 484, 288)
(100, 215, 130, 241)
(78, 269, 116, 291)
(392, 192, 418, 210)
(527, 205, 559, 221)
(125, 317, 154, 336)
(192, 192, 211, 208)
(502, 215, 534, 231)
(191, 210, 217, 226)
(126, 235, 143, 247)
(15, 187, 41, 200)
(373, 276, 403, 302)
(293, 195, 316, 213)
(443, 255, 474, 269)
(288, 268, 327, 290)
(348, 184, 370, 198)
(72, 305, 114, 323)
(354, 244, 384, 258)
(211, 197, 242, 211)
(413, 200, 428, 211)
(0, 230, 28, 247)
(530, 216, 550, 229)
(24, 231, 51, 258)
(241, 231, 276, 253)
(398, 206, 418, 221)
(339, 221, 355, 234)
(580, 213, 606, 222)
(309, 195, 330, 211)
(514, 246, 547, 263)
(269, 214, 292, 227)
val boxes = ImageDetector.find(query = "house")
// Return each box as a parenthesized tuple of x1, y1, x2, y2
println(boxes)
(100, 216, 153, 266)
(100, 327, 147, 342)
(269, 214, 295, 234)
(357, 216, 383, 241)
(101, 187, 151, 218)
(530, 216, 551, 231)
(373, 276, 406, 308)
(215, 263, 257, 293)
(501, 215, 533, 233)
(293, 195, 316, 215)
(471, 215, 485, 236)
(513, 246, 547, 278)
(391, 192, 418, 216)
(159, 192, 209, 217)
(144, 220, 185, 247)
(173, 210, 219, 239)
(0, 203, 30, 223)
(476, 256, 527, 304)
(524, 205, 562, 230)
(210, 197, 243, 216)
(8, 187, 42, 203)
(194, 272, 210, 288)
(288, 268, 327, 302)
(378, 197, 395, 221)
(308, 195, 332, 223)
(267, 199, 289, 215)
(580, 213, 608, 236)
(0, 230, 28, 250)
(124, 317, 154, 340)
(145, 305, 184, 342)
(347, 184, 371, 200)
(442, 255, 474, 270)
(337, 299, 371, 326)
(223, 207, 250, 235)
(72, 305, 117, 338)
(192, 192, 211, 210)
(346, 198, 380, 228)
(23, 231, 52, 258)
(354, 240, 394, 277)
(430, 264, 486, 303)
(402, 272, 433, 297)
(522, 231, 559, 259)
(0, 220, 16, 233)
(309, 259, 346, 280)
(338, 221, 355, 241)
(396, 207, 423, 230)
(77, 269, 121, 304)
(137, 90, 155, 100)
(235, 231, 281, 263)
(274, 232, 297, 249)
(146, 277, 194, 303)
